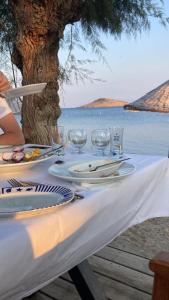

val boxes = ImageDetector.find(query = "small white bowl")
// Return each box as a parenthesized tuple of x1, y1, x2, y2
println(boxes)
(68, 159, 123, 178)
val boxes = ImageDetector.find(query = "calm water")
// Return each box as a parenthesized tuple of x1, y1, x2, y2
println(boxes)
(17, 107, 169, 156)
(58, 107, 169, 156)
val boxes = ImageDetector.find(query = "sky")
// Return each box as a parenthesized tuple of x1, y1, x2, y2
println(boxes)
(59, 1, 169, 108)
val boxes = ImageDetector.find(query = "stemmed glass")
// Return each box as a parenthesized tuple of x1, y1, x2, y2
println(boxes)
(68, 129, 87, 154)
(91, 129, 110, 156)
(50, 125, 65, 156)
(56, 126, 65, 155)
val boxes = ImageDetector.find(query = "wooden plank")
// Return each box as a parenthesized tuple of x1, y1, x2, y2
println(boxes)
(25, 243, 155, 300)
(109, 218, 169, 260)
(41, 272, 151, 300)
(41, 278, 81, 300)
(109, 243, 151, 260)
(96, 246, 153, 276)
(88, 255, 153, 293)
(68, 260, 107, 300)
(44, 248, 153, 299)
(95, 271, 151, 300)
(24, 291, 53, 300)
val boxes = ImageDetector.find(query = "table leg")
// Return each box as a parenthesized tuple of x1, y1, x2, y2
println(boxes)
(68, 259, 107, 300)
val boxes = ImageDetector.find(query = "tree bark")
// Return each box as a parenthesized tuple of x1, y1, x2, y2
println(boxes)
(10, 0, 82, 144)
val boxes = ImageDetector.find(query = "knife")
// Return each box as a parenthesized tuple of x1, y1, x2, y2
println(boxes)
(35, 145, 63, 160)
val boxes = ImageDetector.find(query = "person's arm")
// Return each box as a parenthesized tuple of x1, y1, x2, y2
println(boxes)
(0, 112, 25, 145)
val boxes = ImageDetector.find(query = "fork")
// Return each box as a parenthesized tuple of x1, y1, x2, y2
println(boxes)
(7, 178, 25, 187)
(7, 178, 84, 200)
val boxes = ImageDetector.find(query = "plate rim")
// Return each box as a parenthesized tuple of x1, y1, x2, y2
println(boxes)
(0, 151, 54, 168)
(3, 83, 47, 96)
(0, 144, 56, 169)
(0, 186, 74, 216)
(48, 161, 136, 183)
(68, 159, 124, 178)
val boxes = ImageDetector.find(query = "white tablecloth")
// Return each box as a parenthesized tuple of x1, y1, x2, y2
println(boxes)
(0, 153, 169, 299)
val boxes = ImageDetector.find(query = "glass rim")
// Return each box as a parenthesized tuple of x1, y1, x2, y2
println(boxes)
(91, 128, 110, 132)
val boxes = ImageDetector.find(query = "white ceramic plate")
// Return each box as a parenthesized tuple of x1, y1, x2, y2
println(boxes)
(68, 159, 124, 178)
(0, 144, 56, 173)
(48, 161, 136, 184)
(0, 144, 51, 152)
(0, 145, 11, 149)
(0, 185, 74, 218)
(0, 155, 53, 173)
(2, 83, 47, 99)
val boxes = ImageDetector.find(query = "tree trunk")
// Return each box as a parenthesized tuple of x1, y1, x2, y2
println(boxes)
(20, 37, 61, 144)
(10, 0, 82, 144)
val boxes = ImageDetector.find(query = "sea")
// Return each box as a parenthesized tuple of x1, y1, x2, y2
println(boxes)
(16, 107, 169, 157)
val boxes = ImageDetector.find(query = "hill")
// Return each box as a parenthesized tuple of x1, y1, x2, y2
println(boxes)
(81, 98, 128, 108)
(124, 80, 169, 112)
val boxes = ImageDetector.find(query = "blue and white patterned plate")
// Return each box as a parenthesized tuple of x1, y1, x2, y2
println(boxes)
(0, 184, 74, 218)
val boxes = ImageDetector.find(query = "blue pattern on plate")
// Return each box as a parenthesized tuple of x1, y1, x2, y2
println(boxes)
(1, 185, 73, 202)
(2, 186, 36, 194)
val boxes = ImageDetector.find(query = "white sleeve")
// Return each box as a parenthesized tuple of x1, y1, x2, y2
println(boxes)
(0, 97, 12, 119)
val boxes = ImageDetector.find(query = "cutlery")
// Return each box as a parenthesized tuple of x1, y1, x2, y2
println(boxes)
(54, 160, 64, 164)
(75, 157, 130, 172)
(34, 145, 63, 160)
(0, 145, 14, 150)
(8, 178, 24, 187)
(0, 144, 51, 152)
(0, 145, 62, 159)
(25, 145, 51, 150)
(7, 179, 84, 201)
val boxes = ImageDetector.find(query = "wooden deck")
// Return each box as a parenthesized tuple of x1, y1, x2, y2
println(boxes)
(25, 242, 153, 300)
(25, 216, 169, 300)
(21, 210, 169, 300)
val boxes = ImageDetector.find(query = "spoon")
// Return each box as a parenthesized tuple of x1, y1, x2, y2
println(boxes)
(75, 157, 130, 172)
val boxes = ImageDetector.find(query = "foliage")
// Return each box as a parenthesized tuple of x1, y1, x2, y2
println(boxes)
(0, 1, 18, 83)
(59, 0, 168, 85)
(59, 23, 106, 86)
(81, 0, 168, 36)
(0, 1, 15, 48)
(0, 0, 168, 85)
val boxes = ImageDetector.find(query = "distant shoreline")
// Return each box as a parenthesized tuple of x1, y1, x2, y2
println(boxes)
(79, 98, 128, 108)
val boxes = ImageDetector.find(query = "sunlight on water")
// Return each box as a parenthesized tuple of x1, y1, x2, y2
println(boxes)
(16, 107, 169, 156)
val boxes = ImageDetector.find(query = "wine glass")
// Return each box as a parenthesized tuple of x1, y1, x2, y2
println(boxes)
(50, 125, 65, 156)
(68, 129, 87, 154)
(56, 126, 66, 155)
(91, 129, 110, 156)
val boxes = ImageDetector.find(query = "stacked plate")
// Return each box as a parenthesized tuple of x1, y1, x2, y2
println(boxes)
(48, 158, 136, 184)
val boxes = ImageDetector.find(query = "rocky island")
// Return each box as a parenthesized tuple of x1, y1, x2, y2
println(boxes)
(124, 80, 169, 113)
(81, 98, 128, 108)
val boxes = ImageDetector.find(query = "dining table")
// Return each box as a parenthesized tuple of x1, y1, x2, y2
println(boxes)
(0, 151, 169, 300)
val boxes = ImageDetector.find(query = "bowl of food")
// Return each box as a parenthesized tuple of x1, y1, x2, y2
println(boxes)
(68, 159, 124, 178)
